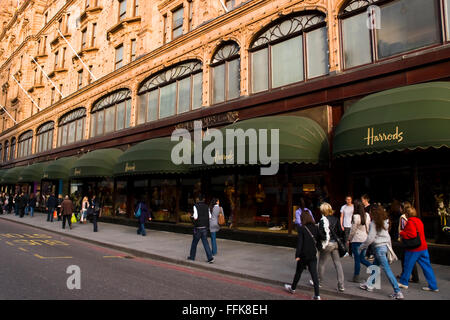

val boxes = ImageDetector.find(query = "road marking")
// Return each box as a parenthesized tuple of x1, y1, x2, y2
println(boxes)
(5, 241, 14, 246)
(18, 247, 29, 252)
(34, 254, 73, 260)
(103, 256, 125, 259)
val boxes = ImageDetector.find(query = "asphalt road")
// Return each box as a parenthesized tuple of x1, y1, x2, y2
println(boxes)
(0, 218, 342, 301)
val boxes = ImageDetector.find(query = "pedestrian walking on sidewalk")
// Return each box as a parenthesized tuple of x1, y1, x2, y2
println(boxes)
(91, 195, 101, 232)
(135, 199, 152, 236)
(13, 193, 19, 216)
(340, 196, 354, 256)
(398, 207, 439, 293)
(285, 211, 322, 300)
(359, 205, 404, 299)
(28, 193, 36, 217)
(18, 193, 27, 218)
(316, 202, 345, 292)
(57, 194, 63, 221)
(294, 198, 315, 233)
(209, 198, 223, 256)
(187, 195, 214, 263)
(348, 200, 372, 283)
(61, 195, 74, 230)
(396, 202, 419, 283)
(80, 197, 89, 223)
(46, 193, 57, 222)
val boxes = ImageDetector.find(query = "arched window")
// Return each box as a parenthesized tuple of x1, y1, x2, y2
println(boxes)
(3, 140, 9, 162)
(10, 137, 16, 160)
(340, 0, 445, 69)
(90, 89, 131, 138)
(58, 108, 86, 147)
(137, 60, 203, 124)
(211, 42, 241, 104)
(250, 12, 328, 93)
(18, 131, 33, 158)
(36, 121, 54, 154)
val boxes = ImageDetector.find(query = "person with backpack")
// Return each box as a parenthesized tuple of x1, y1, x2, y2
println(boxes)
(187, 195, 214, 263)
(348, 200, 372, 283)
(135, 198, 152, 236)
(315, 202, 346, 292)
(359, 205, 404, 300)
(398, 207, 439, 292)
(284, 210, 322, 300)
(209, 198, 223, 256)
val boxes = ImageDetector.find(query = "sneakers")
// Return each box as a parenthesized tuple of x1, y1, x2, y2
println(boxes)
(284, 284, 295, 294)
(309, 280, 322, 288)
(422, 287, 439, 292)
(338, 283, 345, 292)
(360, 283, 374, 292)
(208, 257, 215, 264)
(312, 296, 321, 300)
(343, 253, 349, 258)
(187, 256, 195, 261)
(389, 292, 404, 300)
(398, 283, 408, 289)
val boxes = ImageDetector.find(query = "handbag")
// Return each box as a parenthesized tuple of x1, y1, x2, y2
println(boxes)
(71, 213, 77, 224)
(401, 219, 422, 249)
(218, 207, 225, 226)
(53, 210, 57, 219)
(387, 244, 398, 264)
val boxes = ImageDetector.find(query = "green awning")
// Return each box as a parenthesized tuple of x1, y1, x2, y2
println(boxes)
(70, 148, 123, 179)
(0, 166, 25, 185)
(114, 137, 192, 177)
(333, 82, 450, 158)
(18, 162, 50, 183)
(193, 115, 329, 170)
(43, 156, 78, 180)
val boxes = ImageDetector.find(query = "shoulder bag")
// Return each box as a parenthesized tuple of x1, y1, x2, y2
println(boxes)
(218, 207, 226, 226)
(401, 219, 422, 249)
(304, 225, 321, 252)
(329, 221, 347, 258)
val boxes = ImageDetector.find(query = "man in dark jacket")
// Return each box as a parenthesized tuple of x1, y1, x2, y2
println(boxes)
(60, 195, 74, 229)
(135, 199, 153, 236)
(18, 193, 27, 218)
(187, 195, 214, 263)
(47, 194, 57, 222)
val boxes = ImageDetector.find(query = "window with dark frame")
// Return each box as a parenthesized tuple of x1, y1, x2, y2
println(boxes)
(81, 28, 87, 50)
(10, 137, 16, 161)
(115, 44, 124, 70)
(131, 39, 137, 61)
(250, 12, 329, 94)
(90, 89, 132, 138)
(339, 0, 445, 69)
(172, 6, 184, 40)
(18, 131, 33, 159)
(119, 0, 127, 22)
(92, 23, 97, 47)
(36, 122, 54, 154)
(134, 0, 139, 16)
(3, 140, 8, 162)
(188, 0, 193, 31)
(54, 50, 59, 69)
(211, 42, 241, 105)
(57, 108, 86, 147)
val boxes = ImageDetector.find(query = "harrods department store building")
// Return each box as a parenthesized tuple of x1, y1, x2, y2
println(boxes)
(0, 0, 449, 242)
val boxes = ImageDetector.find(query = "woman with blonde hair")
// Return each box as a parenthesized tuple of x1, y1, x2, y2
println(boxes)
(80, 196, 89, 224)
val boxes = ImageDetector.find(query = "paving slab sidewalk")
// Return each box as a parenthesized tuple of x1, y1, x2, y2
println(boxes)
(1, 212, 449, 300)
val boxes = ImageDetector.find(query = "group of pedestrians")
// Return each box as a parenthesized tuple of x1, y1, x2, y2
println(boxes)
(0, 192, 37, 218)
(45, 193, 102, 232)
(284, 195, 439, 300)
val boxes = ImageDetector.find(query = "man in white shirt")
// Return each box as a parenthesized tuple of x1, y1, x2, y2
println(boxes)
(340, 196, 354, 255)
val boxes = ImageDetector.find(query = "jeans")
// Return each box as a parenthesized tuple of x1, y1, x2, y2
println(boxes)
(400, 249, 438, 290)
(15, 204, 19, 216)
(29, 207, 34, 217)
(137, 223, 146, 236)
(291, 257, 320, 297)
(368, 245, 400, 293)
(318, 242, 344, 287)
(62, 215, 72, 229)
(210, 232, 217, 256)
(47, 207, 55, 222)
(399, 247, 419, 282)
(351, 242, 372, 276)
(189, 227, 213, 261)
(25, 206, 29, 215)
(343, 228, 351, 251)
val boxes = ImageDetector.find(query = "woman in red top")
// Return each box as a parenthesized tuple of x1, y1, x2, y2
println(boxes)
(398, 207, 439, 292)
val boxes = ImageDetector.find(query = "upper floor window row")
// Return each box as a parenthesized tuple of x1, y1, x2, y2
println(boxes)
(340, 0, 450, 69)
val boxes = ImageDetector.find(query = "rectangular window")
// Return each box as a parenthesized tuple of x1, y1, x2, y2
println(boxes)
(148, 90, 158, 122)
(227, 58, 240, 100)
(271, 35, 303, 88)
(78, 70, 83, 90)
(213, 64, 225, 104)
(119, 0, 127, 21)
(131, 39, 137, 61)
(88, 65, 93, 85)
(62, 125, 68, 145)
(105, 107, 115, 133)
(172, 6, 184, 40)
(76, 119, 83, 142)
(61, 48, 66, 68)
(342, 13, 372, 68)
(81, 28, 87, 50)
(51, 88, 55, 105)
(54, 50, 59, 69)
(251, 49, 268, 93)
(134, 0, 139, 16)
(48, 131, 54, 150)
(377, 0, 441, 59)
(92, 23, 97, 47)
(192, 72, 202, 109)
(159, 83, 177, 118)
(59, 84, 63, 101)
(163, 14, 168, 44)
(68, 121, 76, 144)
(188, 0, 193, 31)
(178, 77, 191, 113)
(138, 94, 147, 125)
(307, 27, 328, 79)
(96, 110, 104, 136)
(115, 44, 124, 70)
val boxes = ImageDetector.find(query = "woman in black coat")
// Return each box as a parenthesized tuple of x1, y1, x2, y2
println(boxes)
(284, 211, 322, 300)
